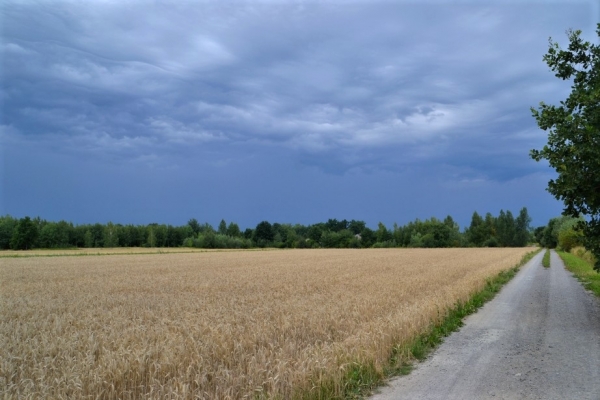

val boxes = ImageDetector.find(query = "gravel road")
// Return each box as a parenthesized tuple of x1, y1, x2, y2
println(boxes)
(370, 250, 600, 400)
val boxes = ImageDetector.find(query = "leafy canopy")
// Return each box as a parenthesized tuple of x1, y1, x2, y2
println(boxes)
(531, 24, 600, 270)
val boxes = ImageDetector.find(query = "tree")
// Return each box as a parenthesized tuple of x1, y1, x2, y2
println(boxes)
(483, 213, 497, 247)
(103, 222, 119, 248)
(375, 222, 392, 244)
(496, 210, 516, 247)
(514, 207, 532, 247)
(360, 227, 376, 248)
(253, 221, 274, 247)
(188, 218, 201, 235)
(467, 211, 486, 247)
(307, 224, 324, 243)
(0, 215, 18, 249)
(39, 221, 71, 248)
(84, 229, 94, 248)
(226, 222, 241, 238)
(147, 226, 157, 247)
(533, 226, 546, 245)
(218, 219, 227, 235)
(531, 24, 600, 270)
(10, 216, 38, 250)
(348, 220, 366, 235)
(542, 218, 559, 248)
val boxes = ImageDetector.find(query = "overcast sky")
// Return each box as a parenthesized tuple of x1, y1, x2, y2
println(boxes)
(1, 0, 598, 230)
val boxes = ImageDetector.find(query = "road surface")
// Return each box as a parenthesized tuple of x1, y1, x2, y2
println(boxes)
(370, 250, 600, 400)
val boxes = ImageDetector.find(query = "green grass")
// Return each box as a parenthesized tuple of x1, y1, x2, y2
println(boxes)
(299, 248, 541, 399)
(542, 249, 550, 268)
(557, 250, 600, 297)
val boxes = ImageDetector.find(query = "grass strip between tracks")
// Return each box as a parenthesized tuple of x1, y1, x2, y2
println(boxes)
(301, 248, 542, 400)
(557, 250, 600, 297)
(542, 249, 551, 268)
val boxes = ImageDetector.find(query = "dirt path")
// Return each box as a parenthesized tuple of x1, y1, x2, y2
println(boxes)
(370, 250, 600, 400)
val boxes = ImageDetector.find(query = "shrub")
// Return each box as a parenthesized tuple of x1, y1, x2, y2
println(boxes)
(558, 227, 583, 252)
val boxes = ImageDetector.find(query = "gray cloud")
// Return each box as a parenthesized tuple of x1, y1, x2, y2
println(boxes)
(1, 0, 595, 226)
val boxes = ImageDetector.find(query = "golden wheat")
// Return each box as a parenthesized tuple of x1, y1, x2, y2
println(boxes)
(0, 248, 531, 399)
(0, 247, 248, 258)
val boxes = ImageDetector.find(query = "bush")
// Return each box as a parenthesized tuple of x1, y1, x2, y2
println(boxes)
(558, 227, 583, 252)
(484, 237, 499, 248)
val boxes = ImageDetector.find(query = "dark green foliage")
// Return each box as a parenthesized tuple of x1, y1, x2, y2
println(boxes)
(540, 215, 583, 249)
(320, 229, 356, 248)
(359, 227, 376, 248)
(0, 215, 18, 249)
(38, 221, 73, 248)
(0, 209, 533, 251)
(514, 208, 532, 246)
(153, 224, 168, 247)
(10, 216, 38, 250)
(186, 232, 252, 249)
(307, 224, 324, 242)
(324, 218, 349, 232)
(253, 221, 274, 247)
(226, 222, 241, 238)
(218, 219, 227, 235)
(541, 218, 559, 248)
(84, 230, 94, 248)
(103, 222, 119, 248)
(397, 216, 463, 248)
(465, 208, 531, 247)
(496, 210, 516, 247)
(533, 226, 545, 245)
(348, 219, 366, 235)
(375, 222, 393, 244)
(90, 223, 105, 248)
(466, 212, 486, 246)
(187, 218, 201, 235)
(531, 24, 600, 270)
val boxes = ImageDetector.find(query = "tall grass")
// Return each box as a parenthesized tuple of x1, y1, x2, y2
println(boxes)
(570, 246, 597, 266)
(558, 247, 600, 297)
(1, 248, 532, 399)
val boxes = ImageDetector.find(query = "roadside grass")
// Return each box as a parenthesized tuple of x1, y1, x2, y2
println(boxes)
(557, 250, 600, 297)
(542, 249, 551, 268)
(305, 248, 542, 400)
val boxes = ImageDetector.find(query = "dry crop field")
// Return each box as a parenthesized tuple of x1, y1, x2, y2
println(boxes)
(0, 247, 238, 257)
(1, 248, 532, 399)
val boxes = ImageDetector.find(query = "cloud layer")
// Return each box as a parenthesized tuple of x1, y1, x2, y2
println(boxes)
(1, 1, 596, 226)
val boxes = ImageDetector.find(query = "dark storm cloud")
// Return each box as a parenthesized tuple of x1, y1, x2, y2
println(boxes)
(0, 0, 595, 225)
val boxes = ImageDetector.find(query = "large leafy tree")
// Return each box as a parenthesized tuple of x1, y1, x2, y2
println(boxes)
(531, 24, 600, 270)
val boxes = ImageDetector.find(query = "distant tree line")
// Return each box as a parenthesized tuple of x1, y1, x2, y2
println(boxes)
(0, 208, 534, 251)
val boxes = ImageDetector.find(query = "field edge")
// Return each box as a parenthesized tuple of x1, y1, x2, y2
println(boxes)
(296, 248, 542, 400)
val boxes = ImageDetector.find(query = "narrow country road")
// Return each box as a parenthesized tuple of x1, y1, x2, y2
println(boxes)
(370, 250, 600, 400)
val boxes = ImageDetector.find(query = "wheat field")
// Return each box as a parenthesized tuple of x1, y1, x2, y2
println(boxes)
(0, 248, 532, 399)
